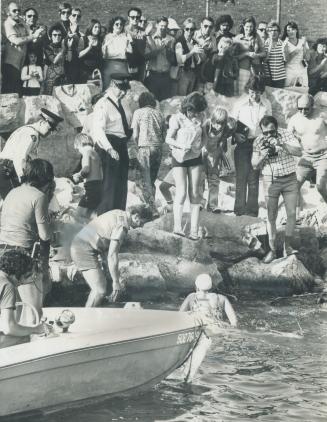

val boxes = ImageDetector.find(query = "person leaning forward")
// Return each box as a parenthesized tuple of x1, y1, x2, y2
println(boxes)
(91, 73, 133, 215)
(0, 108, 63, 200)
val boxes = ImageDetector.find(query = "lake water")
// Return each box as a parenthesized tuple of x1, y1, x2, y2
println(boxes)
(5, 297, 327, 422)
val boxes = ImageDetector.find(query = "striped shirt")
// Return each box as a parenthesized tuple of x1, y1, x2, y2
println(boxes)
(264, 39, 286, 81)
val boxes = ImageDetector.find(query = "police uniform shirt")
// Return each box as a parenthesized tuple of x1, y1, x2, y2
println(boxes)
(0, 124, 40, 178)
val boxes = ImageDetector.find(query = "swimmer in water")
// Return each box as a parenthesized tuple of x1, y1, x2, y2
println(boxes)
(179, 274, 237, 382)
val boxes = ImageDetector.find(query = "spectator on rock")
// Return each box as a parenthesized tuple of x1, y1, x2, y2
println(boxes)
(43, 25, 66, 95)
(132, 92, 166, 211)
(0, 108, 63, 199)
(73, 133, 103, 221)
(23, 7, 47, 67)
(102, 16, 130, 90)
(69, 7, 83, 37)
(2, 2, 44, 95)
(211, 37, 238, 96)
(215, 14, 234, 45)
(125, 7, 151, 82)
(21, 49, 43, 96)
(308, 38, 327, 95)
(54, 2, 72, 38)
(166, 92, 207, 240)
(202, 107, 236, 213)
(252, 116, 302, 263)
(167, 18, 180, 96)
(79, 19, 103, 83)
(257, 21, 268, 44)
(145, 16, 175, 100)
(234, 16, 265, 95)
(167, 17, 181, 39)
(139, 15, 148, 32)
(282, 21, 310, 89)
(175, 18, 204, 96)
(263, 20, 286, 89)
(231, 76, 272, 217)
(71, 206, 152, 306)
(0, 159, 56, 320)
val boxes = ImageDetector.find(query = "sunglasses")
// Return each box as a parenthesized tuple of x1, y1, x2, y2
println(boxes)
(298, 107, 310, 111)
(258, 28, 266, 32)
(262, 129, 276, 136)
(129, 15, 140, 20)
(203, 24, 213, 29)
(72, 13, 81, 18)
(26, 14, 37, 18)
(185, 27, 195, 32)
(114, 22, 123, 26)
(12, 8, 21, 13)
(60, 10, 71, 15)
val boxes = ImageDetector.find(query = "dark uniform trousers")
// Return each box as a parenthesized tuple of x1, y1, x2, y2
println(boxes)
(96, 135, 129, 216)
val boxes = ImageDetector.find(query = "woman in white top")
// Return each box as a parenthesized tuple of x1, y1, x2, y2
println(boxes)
(166, 92, 207, 240)
(21, 50, 43, 96)
(102, 16, 130, 90)
(282, 21, 310, 88)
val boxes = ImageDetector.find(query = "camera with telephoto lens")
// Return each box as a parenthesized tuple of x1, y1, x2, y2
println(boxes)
(262, 137, 278, 158)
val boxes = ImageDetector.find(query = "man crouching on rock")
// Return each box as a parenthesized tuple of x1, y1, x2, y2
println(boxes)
(70, 205, 152, 307)
(252, 116, 302, 263)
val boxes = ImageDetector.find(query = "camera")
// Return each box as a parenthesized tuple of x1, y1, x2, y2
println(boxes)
(262, 137, 278, 157)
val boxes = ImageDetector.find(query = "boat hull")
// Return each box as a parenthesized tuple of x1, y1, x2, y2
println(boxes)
(0, 308, 201, 416)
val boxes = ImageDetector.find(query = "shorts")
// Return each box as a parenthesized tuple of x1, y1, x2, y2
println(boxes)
(297, 150, 327, 181)
(71, 237, 100, 272)
(262, 172, 298, 199)
(78, 180, 102, 210)
(171, 154, 203, 168)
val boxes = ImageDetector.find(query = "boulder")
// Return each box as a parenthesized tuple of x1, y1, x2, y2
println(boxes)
(122, 81, 149, 115)
(0, 94, 24, 133)
(228, 254, 315, 297)
(23, 94, 63, 125)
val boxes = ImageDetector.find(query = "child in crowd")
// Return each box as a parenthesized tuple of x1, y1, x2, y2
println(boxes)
(131, 92, 166, 212)
(21, 50, 43, 96)
(72, 133, 103, 220)
(180, 273, 237, 382)
(212, 37, 239, 96)
(202, 107, 236, 213)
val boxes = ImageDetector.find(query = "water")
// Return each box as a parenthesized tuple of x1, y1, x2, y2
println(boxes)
(5, 297, 327, 422)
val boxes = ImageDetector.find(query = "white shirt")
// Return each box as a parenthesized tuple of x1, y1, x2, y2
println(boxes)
(232, 96, 272, 138)
(21, 64, 43, 88)
(0, 124, 40, 178)
(102, 33, 129, 60)
(91, 94, 132, 150)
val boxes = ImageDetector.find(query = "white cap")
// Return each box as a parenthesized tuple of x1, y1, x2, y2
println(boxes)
(168, 18, 180, 30)
(195, 274, 212, 291)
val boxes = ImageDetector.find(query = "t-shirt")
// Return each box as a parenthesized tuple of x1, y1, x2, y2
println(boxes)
(132, 107, 166, 147)
(0, 184, 49, 249)
(75, 210, 129, 252)
(0, 272, 16, 313)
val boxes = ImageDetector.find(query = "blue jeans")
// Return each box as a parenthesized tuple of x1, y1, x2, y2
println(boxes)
(234, 142, 259, 216)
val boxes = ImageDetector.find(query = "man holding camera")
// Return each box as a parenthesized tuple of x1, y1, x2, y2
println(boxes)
(252, 116, 302, 263)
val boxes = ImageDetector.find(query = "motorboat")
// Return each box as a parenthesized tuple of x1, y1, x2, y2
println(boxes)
(0, 307, 202, 417)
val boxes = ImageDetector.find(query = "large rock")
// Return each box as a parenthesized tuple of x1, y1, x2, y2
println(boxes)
(24, 95, 63, 125)
(228, 254, 315, 297)
(0, 94, 24, 133)
(122, 80, 149, 115)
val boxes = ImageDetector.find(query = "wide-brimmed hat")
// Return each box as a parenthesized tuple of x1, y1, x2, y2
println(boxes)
(40, 108, 63, 130)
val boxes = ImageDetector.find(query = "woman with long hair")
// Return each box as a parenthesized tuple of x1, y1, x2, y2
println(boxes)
(281, 21, 310, 88)
(79, 19, 103, 82)
(166, 92, 207, 240)
(102, 16, 130, 90)
(234, 16, 265, 95)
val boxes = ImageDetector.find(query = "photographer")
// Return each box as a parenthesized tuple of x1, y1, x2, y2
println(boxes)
(252, 116, 302, 264)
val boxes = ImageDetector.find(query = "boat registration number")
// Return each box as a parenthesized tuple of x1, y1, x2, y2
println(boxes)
(177, 331, 195, 344)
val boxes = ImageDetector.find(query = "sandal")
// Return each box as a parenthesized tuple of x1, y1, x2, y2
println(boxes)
(173, 230, 186, 238)
(188, 234, 200, 241)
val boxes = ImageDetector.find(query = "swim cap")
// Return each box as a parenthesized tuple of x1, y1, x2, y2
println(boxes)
(195, 274, 212, 291)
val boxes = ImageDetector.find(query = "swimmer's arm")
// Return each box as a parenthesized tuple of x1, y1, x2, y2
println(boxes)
(165, 116, 181, 149)
(179, 295, 192, 312)
(280, 142, 302, 157)
(223, 298, 238, 327)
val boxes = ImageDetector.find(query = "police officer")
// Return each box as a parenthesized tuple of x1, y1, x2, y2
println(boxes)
(0, 108, 63, 199)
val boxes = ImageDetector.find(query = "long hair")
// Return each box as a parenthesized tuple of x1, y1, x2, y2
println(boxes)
(282, 21, 300, 41)
(239, 16, 257, 37)
(85, 19, 101, 38)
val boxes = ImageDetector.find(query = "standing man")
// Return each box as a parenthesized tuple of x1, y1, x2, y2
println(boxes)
(91, 73, 133, 215)
(145, 16, 175, 100)
(257, 21, 268, 44)
(232, 76, 272, 217)
(288, 94, 327, 204)
(0, 108, 63, 199)
(23, 7, 47, 67)
(252, 116, 302, 263)
(215, 14, 235, 45)
(2, 2, 44, 95)
(54, 2, 72, 38)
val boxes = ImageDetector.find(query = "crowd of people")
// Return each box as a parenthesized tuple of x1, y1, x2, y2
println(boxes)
(1, 3, 327, 347)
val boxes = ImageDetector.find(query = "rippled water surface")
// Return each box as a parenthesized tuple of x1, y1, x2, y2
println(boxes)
(6, 298, 327, 422)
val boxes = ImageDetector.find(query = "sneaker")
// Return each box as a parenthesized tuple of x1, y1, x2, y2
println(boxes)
(262, 250, 277, 264)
